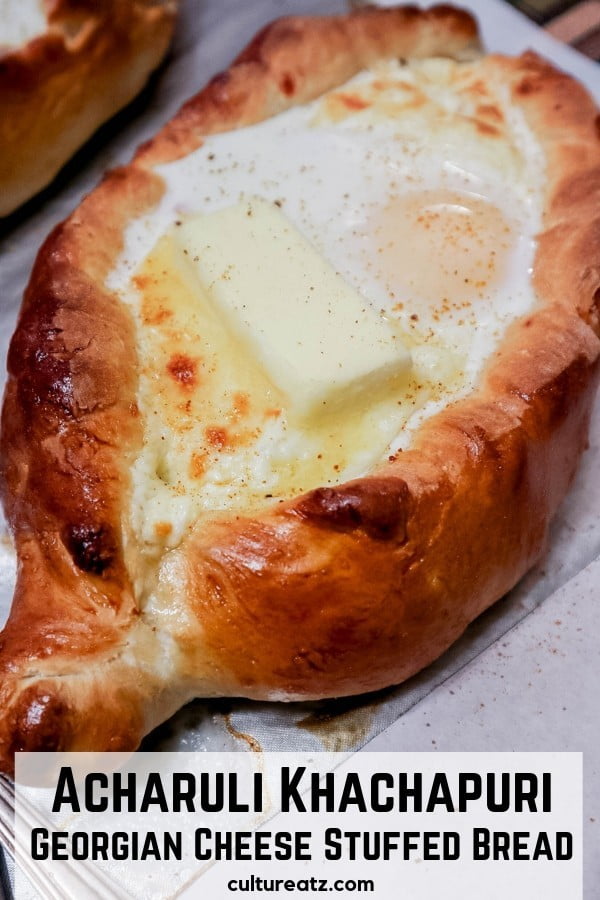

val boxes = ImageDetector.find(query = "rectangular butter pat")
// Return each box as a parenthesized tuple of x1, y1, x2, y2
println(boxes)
(173, 198, 411, 420)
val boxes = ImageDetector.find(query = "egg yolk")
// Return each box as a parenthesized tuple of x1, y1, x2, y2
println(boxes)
(364, 189, 513, 309)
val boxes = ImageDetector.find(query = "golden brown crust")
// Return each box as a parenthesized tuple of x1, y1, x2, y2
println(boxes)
(0, 6, 599, 775)
(0, 0, 177, 216)
(0, 166, 166, 763)
(137, 4, 479, 166)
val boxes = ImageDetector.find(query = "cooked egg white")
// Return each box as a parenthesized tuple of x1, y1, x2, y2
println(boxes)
(0, 0, 46, 49)
(107, 57, 545, 555)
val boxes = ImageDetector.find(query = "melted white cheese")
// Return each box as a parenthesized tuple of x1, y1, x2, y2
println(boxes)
(107, 58, 546, 554)
(0, 0, 46, 49)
